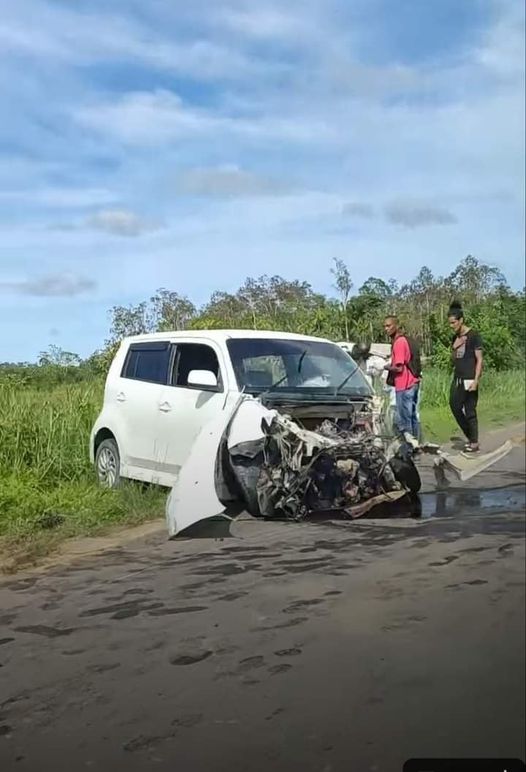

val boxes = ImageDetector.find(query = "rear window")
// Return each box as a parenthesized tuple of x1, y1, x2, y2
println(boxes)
(121, 342, 170, 385)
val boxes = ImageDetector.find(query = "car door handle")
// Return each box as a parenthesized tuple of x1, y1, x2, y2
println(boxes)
(158, 401, 172, 412)
(116, 392, 126, 402)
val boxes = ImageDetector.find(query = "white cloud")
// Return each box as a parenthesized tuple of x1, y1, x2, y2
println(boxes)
(475, 0, 525, 80)
(219, 6, 311, 40)
(0, 274, 97, 297)
(176, 164, 294, 197)
(74, 89, 335, 146)
(0, 1, 282, 82)
(384, 202, 458, 228)
(86, 209, 161, 237)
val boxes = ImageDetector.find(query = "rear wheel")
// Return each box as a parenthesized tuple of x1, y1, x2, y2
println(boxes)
(95, 438, 121, 489)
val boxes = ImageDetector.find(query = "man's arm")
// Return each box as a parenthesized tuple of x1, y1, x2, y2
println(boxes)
(467, 331, 483, 390)
(470, 348, 483, 390)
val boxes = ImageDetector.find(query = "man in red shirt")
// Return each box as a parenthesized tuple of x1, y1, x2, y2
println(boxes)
(383, 316, 420, 439)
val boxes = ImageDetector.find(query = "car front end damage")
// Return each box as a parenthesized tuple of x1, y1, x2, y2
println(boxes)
(166, 393, 420, 537)
(228, 396, 419, 522)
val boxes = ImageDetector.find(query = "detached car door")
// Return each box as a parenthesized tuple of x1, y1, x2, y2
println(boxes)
(154, 341, 228, 479)
(117, 340, 171, 476)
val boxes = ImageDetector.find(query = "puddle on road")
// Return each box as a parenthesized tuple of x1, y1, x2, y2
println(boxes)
(330, 484, 526, 522)
(416, 484, 526, 520)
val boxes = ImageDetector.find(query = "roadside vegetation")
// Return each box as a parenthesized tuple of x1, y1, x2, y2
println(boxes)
(419, 369, 525, 442)
(0, 380, 166, 570)
(1, 255, 524, 570)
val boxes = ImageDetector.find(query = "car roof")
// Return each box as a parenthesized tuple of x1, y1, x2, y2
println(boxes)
(122, 329, 335, 345)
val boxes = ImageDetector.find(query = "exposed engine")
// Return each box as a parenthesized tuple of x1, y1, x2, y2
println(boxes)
(227, 397, 420, 521)
(253, 411, 412, 520)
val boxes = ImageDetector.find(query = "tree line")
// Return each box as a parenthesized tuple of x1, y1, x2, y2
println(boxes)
(1, 255, 524, 386)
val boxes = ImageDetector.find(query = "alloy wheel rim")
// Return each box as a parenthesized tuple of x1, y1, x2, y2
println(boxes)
(97, 447, 117, 487)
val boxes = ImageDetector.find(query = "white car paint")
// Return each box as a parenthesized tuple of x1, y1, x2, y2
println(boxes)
(92, 330, 375, 533)
(90, 329, 371, 489)
(151, 337, 233, 476)
(165, 394, 247, 537)
(226, 398, 277, 450)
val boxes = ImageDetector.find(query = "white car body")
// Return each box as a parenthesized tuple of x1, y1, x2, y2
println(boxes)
(90, 329, 373, 489)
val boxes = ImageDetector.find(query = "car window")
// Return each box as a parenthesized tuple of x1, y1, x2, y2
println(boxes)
(172, 343, 222, 389)
(121, 342, 170, 385)
(226, 338, 372, 397)
(240, 355, 286, 389)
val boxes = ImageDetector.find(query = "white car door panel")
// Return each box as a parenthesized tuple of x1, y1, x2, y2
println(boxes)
(154, 341, 228, 475)
(116, 341, 171, 472)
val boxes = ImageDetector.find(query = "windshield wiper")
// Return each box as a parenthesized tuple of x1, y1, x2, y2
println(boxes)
(334, 362, 361, 397)
(259, 349, 307, 401)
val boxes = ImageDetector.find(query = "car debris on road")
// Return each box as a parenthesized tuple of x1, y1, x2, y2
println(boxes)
(166, 388, 513, 537)
(166, 386, 427, 536)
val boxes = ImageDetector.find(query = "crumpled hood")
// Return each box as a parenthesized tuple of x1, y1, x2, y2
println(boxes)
(165, 395, 390, 536)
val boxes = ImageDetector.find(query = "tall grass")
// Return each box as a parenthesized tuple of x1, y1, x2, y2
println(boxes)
(420, 368, 525, 408)
(0, 381, 102, 482)
(0, 378, 164, 545)
(419, 368, 525, 441)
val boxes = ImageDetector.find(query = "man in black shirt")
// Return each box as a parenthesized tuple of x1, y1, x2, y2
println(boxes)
(448, 302, 483, 452)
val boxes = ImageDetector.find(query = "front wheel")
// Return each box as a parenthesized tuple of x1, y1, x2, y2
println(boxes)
(229, 453, 263, 515)
(390, 457, 421, 493)
(95, 438, 121, 489)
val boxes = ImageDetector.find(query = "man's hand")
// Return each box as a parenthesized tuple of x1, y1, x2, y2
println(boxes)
(467, 380, 479, 392)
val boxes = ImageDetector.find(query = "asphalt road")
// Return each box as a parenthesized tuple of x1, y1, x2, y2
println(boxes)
(1, 437, 525, 772)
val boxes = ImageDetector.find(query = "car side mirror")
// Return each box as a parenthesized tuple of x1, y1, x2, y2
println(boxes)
(187, 369, 218, 389)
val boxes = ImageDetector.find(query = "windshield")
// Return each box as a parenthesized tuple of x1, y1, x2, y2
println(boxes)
(226, 338, 373, 398)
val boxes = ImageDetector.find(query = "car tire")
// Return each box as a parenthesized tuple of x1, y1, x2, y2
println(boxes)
(230, 454, 262, 516)
(95, 438, 121, 489)
(390, 457, 421, 493)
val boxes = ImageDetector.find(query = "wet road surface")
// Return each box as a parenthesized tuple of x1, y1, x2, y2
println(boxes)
(1, 452, 525, 771)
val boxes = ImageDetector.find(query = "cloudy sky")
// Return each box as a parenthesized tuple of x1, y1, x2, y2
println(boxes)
(0, 0, 524, 361)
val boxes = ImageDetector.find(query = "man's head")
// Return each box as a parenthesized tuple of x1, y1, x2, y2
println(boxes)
(351, 340, 371, 363)
(448, 301, 464, 334)
(384, 316, 399, 339)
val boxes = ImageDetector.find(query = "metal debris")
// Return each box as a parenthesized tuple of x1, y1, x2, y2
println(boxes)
(251, 410, 414, 520)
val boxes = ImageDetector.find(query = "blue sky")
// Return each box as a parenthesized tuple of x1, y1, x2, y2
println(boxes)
(0, 0, 524, 362)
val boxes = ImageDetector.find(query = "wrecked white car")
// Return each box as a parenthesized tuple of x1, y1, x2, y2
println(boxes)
(168, 333, 423, 535)
(90, 330, 515, 537)
(90, 330, 423, 536)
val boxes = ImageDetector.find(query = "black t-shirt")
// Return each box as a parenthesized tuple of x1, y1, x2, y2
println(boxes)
(451, 329, 483, 379)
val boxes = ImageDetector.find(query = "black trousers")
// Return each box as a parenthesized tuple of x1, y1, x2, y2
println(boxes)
(449, 379, 479, 443)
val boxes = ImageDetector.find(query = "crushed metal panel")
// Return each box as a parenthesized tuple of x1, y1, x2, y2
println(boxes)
(345, 489, 407, 519)
(435, 441, 513, 483)
(165, 395, 247, 537)
(226, 399, 277, 450)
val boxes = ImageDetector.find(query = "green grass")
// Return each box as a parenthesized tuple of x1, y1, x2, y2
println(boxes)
(0, 369, 524, 570)
(0, 380, 165, 570)
(419, 369, 525, 442)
